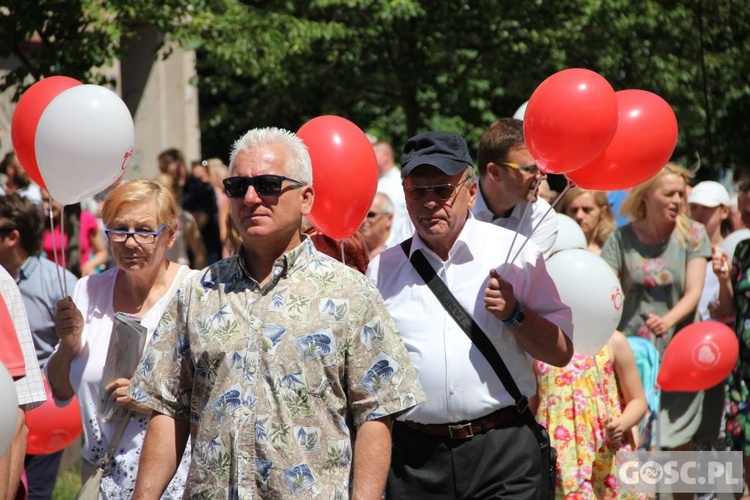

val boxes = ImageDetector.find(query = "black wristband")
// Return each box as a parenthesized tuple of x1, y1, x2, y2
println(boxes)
(502, 298, 523, 326)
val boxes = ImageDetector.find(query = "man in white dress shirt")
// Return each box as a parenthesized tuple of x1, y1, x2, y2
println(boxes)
(473, 118, 558, 259)
(367, 131, 573, 498)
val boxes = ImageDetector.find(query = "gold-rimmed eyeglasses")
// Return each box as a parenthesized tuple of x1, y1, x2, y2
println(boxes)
(404, 177, 472, 202)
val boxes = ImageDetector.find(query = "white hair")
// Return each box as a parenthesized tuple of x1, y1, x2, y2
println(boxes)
(228, 127, 313, 184)
(374, 192, 394, 215)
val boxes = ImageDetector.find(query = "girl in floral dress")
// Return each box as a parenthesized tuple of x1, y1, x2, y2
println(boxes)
(535, 331, 647, 499)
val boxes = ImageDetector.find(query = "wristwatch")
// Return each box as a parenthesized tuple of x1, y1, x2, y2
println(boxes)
(502, 299, 525, 327)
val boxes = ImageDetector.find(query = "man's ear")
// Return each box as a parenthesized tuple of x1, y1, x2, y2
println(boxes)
(467, 179, 478, 208)
(486, 162, 504, 183)
(5, 229, 21, 247)
(300, 185, 315, 216)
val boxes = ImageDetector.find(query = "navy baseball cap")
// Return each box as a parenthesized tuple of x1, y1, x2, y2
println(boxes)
(400, 132, 473, 180)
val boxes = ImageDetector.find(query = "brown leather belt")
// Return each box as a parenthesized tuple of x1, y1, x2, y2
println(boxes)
(402, 407, 522, 440)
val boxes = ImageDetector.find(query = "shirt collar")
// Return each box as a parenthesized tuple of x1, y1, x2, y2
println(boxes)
(16, 256, 39, 284)
(409, 217, 475, 266)
(236, 236, 313, 294)
(474, 181, 530, 224)
(472, 184, 494, 223)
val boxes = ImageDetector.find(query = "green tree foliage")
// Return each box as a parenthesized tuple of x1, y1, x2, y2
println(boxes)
(3, 0, 748, 177)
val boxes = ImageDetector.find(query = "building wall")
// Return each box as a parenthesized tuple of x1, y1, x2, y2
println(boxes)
(0, 37, 200, 187)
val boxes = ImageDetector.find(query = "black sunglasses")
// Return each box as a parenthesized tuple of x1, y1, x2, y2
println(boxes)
(223, 175, 306, 198)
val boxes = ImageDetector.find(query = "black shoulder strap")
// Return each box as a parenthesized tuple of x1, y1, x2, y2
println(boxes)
(400, 238, 528, 414)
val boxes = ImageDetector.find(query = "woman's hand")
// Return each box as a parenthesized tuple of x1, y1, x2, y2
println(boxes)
(643, 312, 669, 336)
(54, 297, 84, 356)
(711, 246, 730, 281)
(105, 378, 152, 415)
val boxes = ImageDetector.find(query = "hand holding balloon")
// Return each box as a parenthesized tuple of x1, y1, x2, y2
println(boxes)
(711, 246, 730, 279)
(484, 268, 517, 321)
(642, 312, 669, 337)
(54, 298, 84, 357)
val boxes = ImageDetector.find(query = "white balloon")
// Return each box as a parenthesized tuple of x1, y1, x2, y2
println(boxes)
(0, 362, 19, 457)
(35, 84, 134, 206)
(546, 248, 623, 355)
(550, 213, 587, 256)
(513, 100, 529, 120)
(720, 229, 750, 264)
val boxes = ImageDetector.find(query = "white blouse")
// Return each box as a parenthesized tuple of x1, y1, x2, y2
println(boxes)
(49, 265, 195, 498)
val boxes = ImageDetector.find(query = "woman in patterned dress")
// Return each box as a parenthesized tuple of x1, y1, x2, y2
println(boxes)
(599, 162, 711, 500)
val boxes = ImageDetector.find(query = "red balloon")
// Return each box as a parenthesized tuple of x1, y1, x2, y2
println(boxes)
(567, 90, 678, 191)
(523, 68, 618, 174)
(11, 76, 82, 188)
(297, 115, 378, 239)
(25, 375, 82, 455)
(657, 321, 738, 392)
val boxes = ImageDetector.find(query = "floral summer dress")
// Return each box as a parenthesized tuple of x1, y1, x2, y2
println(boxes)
(725, 239, 750, 455)
(536, 345, 635, 499)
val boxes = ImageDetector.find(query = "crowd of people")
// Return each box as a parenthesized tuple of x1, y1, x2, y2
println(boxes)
(1, 115, 749, 500)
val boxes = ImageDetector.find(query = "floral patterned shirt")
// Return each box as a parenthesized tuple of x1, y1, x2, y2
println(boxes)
(600, 220, 711, 352)
(129, 238, 424, 499)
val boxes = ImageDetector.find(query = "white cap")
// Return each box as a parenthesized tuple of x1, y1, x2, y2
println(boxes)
(688, 181, 730, 208)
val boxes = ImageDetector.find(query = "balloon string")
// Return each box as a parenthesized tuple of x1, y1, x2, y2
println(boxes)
(339, 240, 346, 267)
(504, 178, 575, 273)
(50, 206, 67, 298)
(59, 206, 68, 298)
(593, 353, 611, 424)
(502, 179, 538, 268)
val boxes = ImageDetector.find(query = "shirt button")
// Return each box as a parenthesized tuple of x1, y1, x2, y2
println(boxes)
(449, 387, 456, 395)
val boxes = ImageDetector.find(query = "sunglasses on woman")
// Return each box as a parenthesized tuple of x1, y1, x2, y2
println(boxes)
(223, 175, 306, 198)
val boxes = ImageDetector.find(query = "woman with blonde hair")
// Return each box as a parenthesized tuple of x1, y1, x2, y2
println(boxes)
(205, 158, 232, 258)
(557, 187, 616, 255)
(600, 163, 711, 473)
(47, 180, 193, 498)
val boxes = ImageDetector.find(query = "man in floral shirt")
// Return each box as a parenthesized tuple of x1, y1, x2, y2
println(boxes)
(129, 127, 424, 499)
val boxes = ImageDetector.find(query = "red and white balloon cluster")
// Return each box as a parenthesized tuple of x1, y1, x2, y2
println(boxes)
(523, 68, 678, 191)
(11, 76, 134, 206)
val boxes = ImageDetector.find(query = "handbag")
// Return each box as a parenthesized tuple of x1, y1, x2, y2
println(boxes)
(76, 411, 132, 500)
(401, 239, 557, 499)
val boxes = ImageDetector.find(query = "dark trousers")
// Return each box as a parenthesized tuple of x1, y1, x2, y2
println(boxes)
(24, 451, 64, 500)
(387, 419, 541, 499)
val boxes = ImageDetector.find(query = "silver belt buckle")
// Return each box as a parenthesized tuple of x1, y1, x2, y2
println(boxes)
(448, 422, 473, 439)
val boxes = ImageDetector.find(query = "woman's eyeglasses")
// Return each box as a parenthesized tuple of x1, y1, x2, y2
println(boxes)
(223, 175, 306, 198)
(404, 177, 472, 202)
(105, 225, 167, 244)
(500, 162, 540, 174)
